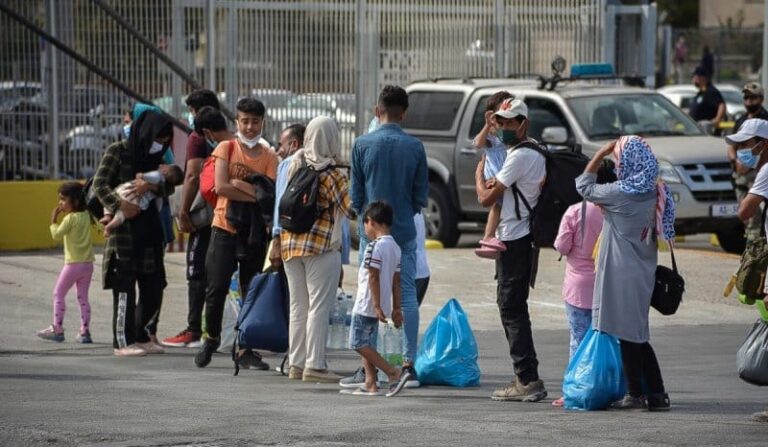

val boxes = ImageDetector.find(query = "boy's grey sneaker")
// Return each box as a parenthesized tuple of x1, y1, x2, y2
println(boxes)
(194, 337, 220, 368)
(491, 379, 547, 402)
(339, 367, 367, 389)
(386, 370, 412, 397)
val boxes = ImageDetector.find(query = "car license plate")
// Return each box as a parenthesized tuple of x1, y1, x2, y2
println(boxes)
(710, 203, 739, 217)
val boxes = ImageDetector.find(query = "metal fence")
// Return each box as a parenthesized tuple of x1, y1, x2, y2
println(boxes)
(0, 0, 607, 180)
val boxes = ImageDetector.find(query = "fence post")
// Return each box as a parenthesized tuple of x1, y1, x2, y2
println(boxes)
(355, 0, 367, 137)
(206, 0, 216, 91)
(494, 0, 505, 77)
(45, 0, 59, 180)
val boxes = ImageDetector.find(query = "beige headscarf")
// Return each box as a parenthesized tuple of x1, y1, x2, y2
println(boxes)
(286, 116, 339, 180)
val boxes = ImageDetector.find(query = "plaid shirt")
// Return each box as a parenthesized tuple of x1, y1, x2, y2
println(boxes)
(92, 141, 173, 287)
(280, 168, 354, 261)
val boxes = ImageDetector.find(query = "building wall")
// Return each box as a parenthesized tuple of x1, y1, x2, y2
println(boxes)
(700, 0, 765, 28)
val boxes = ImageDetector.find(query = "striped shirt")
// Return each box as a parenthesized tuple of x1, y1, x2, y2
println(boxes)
(280, 167, 354, 261)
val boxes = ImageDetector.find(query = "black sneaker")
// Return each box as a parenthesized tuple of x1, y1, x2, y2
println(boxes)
(402, 365, 421, 388)
(237, 350, 270, 371)
(609, 394, 646, 410)
(194, 337, 220, 368)
(646, 392, 670, 412)
(339, 366, 367, 389)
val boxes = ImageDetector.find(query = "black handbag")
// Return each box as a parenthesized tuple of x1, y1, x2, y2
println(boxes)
(651, 246, 684, 316)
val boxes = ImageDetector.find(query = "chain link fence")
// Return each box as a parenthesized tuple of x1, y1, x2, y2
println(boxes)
(0, 0, 605, 180)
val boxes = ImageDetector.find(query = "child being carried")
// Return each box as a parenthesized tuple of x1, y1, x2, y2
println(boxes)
(101, 164, 183, 236)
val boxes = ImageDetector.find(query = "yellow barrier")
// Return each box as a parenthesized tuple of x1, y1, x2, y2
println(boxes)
(0, 181, 104, 251)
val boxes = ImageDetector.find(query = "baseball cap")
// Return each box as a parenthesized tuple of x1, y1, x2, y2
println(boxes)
(725, 118, 768, 145)
(494, 98, 528, 119)
(743, 82, 764, 97)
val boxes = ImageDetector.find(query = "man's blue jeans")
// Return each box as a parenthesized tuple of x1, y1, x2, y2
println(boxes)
(359, 235, 418, 363)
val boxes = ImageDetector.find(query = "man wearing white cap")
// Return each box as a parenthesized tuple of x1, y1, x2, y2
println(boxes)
(728, 83, 768, 244)
(475, 98, 548, 403)
(732, 118, 768, 422)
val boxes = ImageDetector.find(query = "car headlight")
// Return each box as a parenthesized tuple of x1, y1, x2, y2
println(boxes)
(658, 160, 682, 184)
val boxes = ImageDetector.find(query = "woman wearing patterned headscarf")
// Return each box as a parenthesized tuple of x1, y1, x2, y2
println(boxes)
(576, 135, 676, 412)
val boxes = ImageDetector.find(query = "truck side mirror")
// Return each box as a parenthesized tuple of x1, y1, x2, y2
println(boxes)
(541, 126, 568, 145)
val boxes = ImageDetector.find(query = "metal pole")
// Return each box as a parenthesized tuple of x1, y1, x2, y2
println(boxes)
(206, 0, 216, 92)
(355, 0, 367, 137)
(494, 0, 505, 77)
(46, 0, 59, 179)
(763, 1, 768, 95)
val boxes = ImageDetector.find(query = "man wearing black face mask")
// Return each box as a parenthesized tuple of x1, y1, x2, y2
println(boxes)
(475, 98, 548, 403)
(727, 83, 768, 245)
(689, 66, 726, 131)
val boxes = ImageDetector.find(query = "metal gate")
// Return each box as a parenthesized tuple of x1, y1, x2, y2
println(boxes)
(1, 0, 617, 180)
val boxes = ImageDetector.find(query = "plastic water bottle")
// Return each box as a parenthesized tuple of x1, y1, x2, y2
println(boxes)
(328, 297, 346, 349)
(379, 321, 403, 367)
(229, 270, 241, 307)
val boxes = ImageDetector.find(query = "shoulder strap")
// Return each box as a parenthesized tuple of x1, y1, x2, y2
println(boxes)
(510, 183, 533, 219)
(761, 201, 767, 238)
(669, 244, 678, 274)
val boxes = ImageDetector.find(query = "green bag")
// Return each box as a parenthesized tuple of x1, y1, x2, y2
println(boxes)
(736, 206, 768, 299)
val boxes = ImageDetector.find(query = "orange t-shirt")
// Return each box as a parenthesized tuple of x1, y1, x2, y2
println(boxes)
(211, 139, 278, 234)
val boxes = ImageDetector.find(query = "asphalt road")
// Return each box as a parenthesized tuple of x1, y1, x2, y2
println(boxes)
(1, 243, 767, 446)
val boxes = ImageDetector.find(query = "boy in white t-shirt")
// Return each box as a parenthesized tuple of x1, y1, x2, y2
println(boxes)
(344, 201, 412, 397)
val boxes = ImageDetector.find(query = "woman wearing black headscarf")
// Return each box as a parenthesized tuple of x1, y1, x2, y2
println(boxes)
(93, 110, 174, 356)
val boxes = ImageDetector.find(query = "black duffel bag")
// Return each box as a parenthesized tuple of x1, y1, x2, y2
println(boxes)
(651, 246, 684, 316)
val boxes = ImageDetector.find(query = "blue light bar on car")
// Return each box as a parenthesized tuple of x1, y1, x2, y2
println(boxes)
(570, 63, 615, 78)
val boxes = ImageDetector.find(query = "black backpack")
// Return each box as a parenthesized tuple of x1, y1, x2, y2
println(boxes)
(510, 141, 589, 248)
(278, 162, 328, 233)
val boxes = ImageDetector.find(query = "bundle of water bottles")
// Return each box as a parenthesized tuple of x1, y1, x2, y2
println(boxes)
(326, 288, 354, 349)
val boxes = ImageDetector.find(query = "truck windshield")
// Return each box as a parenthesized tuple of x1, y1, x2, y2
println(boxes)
(567, 93, 703, 140)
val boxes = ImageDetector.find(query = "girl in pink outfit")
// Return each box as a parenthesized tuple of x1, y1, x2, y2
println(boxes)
(554, 201, 604, 353)
(551, 201, 603, 407)
(36, 182, 95, 343)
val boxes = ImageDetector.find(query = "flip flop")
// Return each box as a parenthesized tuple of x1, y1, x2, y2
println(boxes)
(339, 387, 385, 396)
(474, 246, 501, 260)
(479, 238, 506, 251)
(386, 371, 411, 397)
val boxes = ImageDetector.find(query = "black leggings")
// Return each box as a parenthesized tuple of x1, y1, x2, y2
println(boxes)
(619, 339, 665, 397)
(204, 227, 266, 339)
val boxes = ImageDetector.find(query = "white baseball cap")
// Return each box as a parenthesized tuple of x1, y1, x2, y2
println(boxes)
(494, 98, 528, 119)
(725, 119, 768, 145)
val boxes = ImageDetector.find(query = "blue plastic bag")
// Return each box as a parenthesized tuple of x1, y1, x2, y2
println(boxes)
(236, 271, 289, 353)
(563, 329, 626, 410)
(414, 299, 481, 387)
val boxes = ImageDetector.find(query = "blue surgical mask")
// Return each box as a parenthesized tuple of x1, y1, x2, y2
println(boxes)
(368, 117, 380, 133)
(737, 147, 760, 169)
(123, 124, 131, 138)
(187, 114, 195, 128)
(206, 138, 217, 149)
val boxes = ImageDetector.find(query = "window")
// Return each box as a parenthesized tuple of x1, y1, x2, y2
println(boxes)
(525, 97, 570, 142)
(567, 93, 703, 140)
(468, 95, 490, 138)
(402, 91, 464, 131)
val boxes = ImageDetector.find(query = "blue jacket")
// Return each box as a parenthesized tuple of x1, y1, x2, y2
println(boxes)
(350, 123, 428, 245)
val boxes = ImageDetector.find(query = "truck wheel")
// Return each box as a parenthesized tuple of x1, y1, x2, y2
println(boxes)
(716, 230, 746, 254)
(424, 182, 460, 248)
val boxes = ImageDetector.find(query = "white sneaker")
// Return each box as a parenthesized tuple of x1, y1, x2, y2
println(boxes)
(114, 345, 147, 357)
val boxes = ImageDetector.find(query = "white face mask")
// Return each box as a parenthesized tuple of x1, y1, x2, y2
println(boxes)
(238, 131, 262, 148)
(149, 141, 165, 154)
